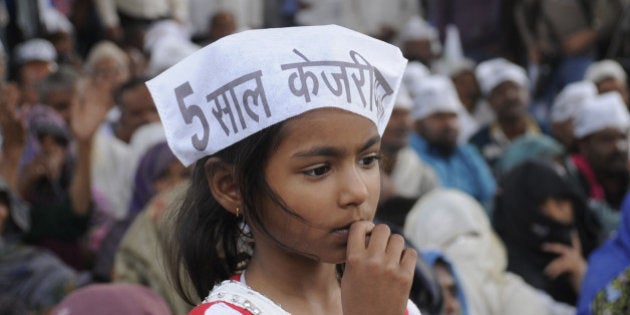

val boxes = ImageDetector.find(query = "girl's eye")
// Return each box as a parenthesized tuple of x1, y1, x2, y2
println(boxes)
(303, 165, 330, 177)
(359, 154, 381, 167)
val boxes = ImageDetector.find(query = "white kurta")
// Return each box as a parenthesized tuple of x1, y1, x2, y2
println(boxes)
(391, 147, 439, 199)
(92, 126, 133, 219)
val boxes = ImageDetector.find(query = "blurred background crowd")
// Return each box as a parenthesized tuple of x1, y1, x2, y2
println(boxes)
(0, 0, 629, 314)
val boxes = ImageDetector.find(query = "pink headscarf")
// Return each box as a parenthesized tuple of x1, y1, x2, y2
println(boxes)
(51, 283, 172, 315)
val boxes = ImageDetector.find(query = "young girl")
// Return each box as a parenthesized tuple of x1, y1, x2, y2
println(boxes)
(146, 25, 420, 314)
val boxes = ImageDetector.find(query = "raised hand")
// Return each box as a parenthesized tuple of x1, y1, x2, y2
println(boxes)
(0, 83, 25, 148)
(542, 231, 587, 292)
(0, 83, 26, 192)
(68, 77, 113, 216)
(70, 78, 112, 143)
(341, 221, 417, 315)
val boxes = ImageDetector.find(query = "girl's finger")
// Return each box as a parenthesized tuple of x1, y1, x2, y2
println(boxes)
(366, 224, 391, 255)
(346, 221, 375, 254)
(400, 247, 418, 273)
(385, 233, 405, 259)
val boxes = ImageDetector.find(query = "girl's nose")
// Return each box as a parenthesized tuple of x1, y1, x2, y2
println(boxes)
(338, 165, 370, 209)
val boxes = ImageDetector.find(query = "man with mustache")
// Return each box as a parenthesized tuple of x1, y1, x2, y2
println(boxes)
(409, 75, 495, 209)
(470, 58, 541, 170)
(566, 91, 630, 236)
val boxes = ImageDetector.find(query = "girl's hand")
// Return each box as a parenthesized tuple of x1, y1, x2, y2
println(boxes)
(542, 231, 587, 292)
(341, 221, 417, 315)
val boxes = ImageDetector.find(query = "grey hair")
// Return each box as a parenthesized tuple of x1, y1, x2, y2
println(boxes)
(85, 40, 129, 73)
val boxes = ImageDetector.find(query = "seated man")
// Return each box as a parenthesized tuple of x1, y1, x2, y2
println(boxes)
(567, 91, 630, 236)
(549, 81, 597, 152)
(470, 58, 541, 169)
(409, 75, 495, 209)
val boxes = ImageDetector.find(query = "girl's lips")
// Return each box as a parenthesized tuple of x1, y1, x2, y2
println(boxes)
(331, 224, 372, 246)
(332, 227, 350, 236)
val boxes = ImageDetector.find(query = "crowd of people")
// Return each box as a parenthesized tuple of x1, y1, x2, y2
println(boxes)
(0, 0, 629, 314)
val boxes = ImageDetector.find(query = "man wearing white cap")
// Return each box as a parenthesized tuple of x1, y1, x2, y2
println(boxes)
(470, 58, 541, 169)
(409, 75, 495, 208)
(12, 38, 58, 108)
(584, 59, 629, 107)
(565, 91, 630, 236)
(550, 81, 597, 151)
(381, 84, 439, 203)
(397, 15, 440, 68)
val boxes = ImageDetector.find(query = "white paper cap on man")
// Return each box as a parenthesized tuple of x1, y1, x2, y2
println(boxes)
(146, 25, 408, 166)
(146, 37, 200, 78)
(411, 75, 464, 121)
(143, 20, 192, 53)
(476, 58, 528, 95)
(403, 61, 430, 97)
(398, 15, 441, 54)
(573, 91, 630, 139)
(13, 38, 57, 65)
(398, 15, 438, 42)
(551, 81, 597, 123)
(584, 59, 627, 84)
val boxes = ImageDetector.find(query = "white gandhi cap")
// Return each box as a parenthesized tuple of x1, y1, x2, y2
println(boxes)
(146, 25, 408, 166)
(573, 91, 630, 139)
(411, 75, 464, 121)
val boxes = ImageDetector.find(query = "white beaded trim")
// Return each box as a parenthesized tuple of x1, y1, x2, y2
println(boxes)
(202, 280, 290, 315)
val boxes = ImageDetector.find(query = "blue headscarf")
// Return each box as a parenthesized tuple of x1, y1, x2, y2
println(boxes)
(577, 192, 630, 314)
(421, 250, 469, 315)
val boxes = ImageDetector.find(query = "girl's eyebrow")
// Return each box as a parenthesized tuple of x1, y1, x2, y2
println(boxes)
(358, 135, 381, 153)
(291, 135, 380, 158)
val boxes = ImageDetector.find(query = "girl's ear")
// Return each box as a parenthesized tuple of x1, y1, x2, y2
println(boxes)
(205, 157, 241, 216)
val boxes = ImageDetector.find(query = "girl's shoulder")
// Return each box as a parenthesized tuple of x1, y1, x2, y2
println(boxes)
(189, 278, 423, 315)
(190, 278, 289, 315)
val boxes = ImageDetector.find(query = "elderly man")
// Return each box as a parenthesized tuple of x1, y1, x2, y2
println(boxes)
(470, 58, 541, 168)
(409, 75, 495, 208)
(566, 91, 630, 236)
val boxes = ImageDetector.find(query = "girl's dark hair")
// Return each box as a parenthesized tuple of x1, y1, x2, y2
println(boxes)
(162, 122, 288, 305)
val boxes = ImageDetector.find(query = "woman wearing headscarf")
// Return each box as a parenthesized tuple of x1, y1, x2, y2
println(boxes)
(493, 160, 602, 305)
(577, 192, 630, 314)
(93, 141, 187, 281)
(50, 283, 172, 315)
(404, 189, 575, 315)
(421, 250, 469, 315)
